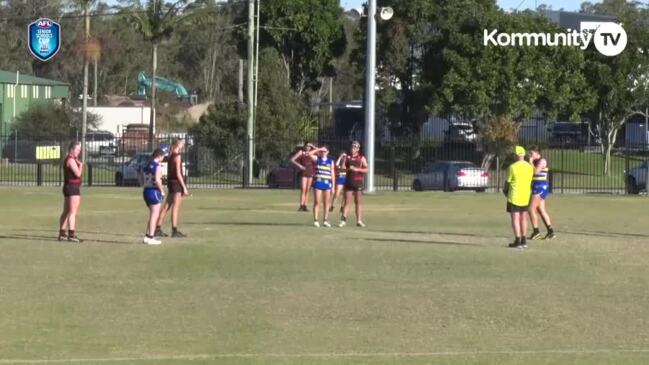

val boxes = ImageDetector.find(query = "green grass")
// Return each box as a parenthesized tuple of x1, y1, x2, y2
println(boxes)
(2, 188, 649, 364)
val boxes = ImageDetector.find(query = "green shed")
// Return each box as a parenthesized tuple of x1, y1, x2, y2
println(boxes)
(0, 70, 70, 136)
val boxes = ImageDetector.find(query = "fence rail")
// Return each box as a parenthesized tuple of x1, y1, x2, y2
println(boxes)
(1, 134, 648, 195)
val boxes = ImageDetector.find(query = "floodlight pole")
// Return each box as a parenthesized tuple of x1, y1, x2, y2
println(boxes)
(81, 0, 90, 164)
(246, 0, 255, 187)
(364, 0, 377, 193)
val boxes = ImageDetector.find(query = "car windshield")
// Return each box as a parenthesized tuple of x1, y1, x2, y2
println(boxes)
(454, 163, 476, 169)
(455, 125, 473, 130)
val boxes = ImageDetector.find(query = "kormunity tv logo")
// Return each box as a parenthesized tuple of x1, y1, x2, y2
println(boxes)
(483, 22, 627, 56)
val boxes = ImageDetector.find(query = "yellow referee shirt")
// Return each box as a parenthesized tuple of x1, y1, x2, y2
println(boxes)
(507, 160, 534, 206)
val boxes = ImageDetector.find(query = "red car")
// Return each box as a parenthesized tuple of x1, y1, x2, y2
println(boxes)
(267, 155, 300, 189)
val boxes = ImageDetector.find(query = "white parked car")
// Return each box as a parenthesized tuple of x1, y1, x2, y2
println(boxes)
(412, 161, 488, 192)
(444, 123, 477, 144)
(86, 130, 118, 156)
(626, 160, 649, 194)
(115, 152, 187, 186)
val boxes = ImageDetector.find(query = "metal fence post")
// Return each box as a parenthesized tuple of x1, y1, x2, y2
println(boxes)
(87, 163, 93, 187)
(561, 138, 566, 194)
(36, 162, 42, 186)
(391, 144, 398, 191)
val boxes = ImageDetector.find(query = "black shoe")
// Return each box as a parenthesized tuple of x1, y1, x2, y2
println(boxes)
(544, 231, 556, 240)
(530, 231, 541, 240)
(67, 236, 83, 243)
(172, 230, 187, 238)
(155, 227, 169, 237)
(508, 240, 524, 249)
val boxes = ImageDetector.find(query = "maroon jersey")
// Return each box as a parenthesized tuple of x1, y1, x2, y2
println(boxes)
(345, 153, 365, 188)
(63, 155, 81, 185)
(168, 153, 181, 181)
(299, 151, 315, 177)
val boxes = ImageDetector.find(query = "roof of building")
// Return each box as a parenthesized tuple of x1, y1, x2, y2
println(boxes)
(0, 70, 69, 86)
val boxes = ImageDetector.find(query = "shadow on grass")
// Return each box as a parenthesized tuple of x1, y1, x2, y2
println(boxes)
(0, 233, 133, 245)
(375, 229, 506, 239)
(185, 221, 305, 227)
(562, 230, 649, 239)
(364, 238, 483, 247)
(11, 228, 135, 238)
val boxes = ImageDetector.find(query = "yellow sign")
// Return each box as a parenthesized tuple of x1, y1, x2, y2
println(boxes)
(36, 145, 61, 160)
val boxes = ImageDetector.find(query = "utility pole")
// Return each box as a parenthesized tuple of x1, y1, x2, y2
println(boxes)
(254, 0, 260, 109)
(81, 0, 90, 164)
(364, 0, 377, 193)
(246, 0, 255, 186)
(238, 59, 244, 105)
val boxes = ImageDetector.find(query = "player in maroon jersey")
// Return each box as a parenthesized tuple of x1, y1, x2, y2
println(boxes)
(338, 140, 368, 228)
(58, 141, 84, 242)
(290, 141, 316, 211)
(156, 138, 190, 238)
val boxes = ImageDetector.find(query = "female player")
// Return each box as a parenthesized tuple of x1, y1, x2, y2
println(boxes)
(528, 147, 555, 240)
(156, 138, 190, 238)
(58, 141, 83, 242)
(339, 141, 368, 228)
(142, 149, 166, 245)
(290, 142, 316, 211)
(309, 145, 335, 227)
(329, 150, 347, 213)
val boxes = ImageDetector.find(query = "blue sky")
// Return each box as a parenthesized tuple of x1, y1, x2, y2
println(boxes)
(104, 0, 591, 12)
(342, 0, 590, 12)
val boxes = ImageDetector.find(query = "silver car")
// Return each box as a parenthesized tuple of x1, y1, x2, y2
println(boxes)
(412, 161, 488, 192)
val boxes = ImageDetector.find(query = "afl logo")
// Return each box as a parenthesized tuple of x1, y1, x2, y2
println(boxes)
(28, 18, 61, 62)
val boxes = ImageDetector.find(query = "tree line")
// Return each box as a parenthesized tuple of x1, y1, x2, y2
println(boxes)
(5, 0, 649, 174)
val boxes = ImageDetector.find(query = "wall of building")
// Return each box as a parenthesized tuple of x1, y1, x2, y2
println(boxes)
(87, 106, 152, 135)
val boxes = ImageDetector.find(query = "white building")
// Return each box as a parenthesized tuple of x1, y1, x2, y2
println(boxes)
(87, 106, 151, 135)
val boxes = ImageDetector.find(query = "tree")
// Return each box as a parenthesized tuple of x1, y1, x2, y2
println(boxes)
(255, 0, 346, 96)
(120, 0, 204, 145)
(13, 103, 99, 140)
(580, 1, 649, 174)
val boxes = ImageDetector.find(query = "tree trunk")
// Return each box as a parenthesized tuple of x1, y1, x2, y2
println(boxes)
(93, 60, 98, 106)
(602, 128, 619, 176)
(149, 43, 158, 147)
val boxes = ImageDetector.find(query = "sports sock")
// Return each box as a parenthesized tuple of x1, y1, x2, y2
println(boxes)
(68, 230, 75, 237)
(547, 225, 554, 233)
(145, 234, 153, 239)
(172, 227, 178, 233)
(59, 229, 66, 237)
(532, 227, 540, 234)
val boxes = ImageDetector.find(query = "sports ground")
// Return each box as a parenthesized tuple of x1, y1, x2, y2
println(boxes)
(1, 188, 649, 364)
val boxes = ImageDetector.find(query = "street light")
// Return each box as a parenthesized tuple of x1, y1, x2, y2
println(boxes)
(364, 1, 393, 193)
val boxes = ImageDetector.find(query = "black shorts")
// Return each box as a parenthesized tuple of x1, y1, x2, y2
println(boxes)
(168, 180, 183, 194)
(506, 202, 528, 213)
(63, 184, 81, 197)
(344, 184, 363, 192)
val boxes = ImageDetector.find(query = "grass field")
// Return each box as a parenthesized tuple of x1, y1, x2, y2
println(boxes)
(2, 188, 649, 364)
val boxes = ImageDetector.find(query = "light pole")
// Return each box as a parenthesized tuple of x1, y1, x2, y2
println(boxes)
(364, 1, 393, 193)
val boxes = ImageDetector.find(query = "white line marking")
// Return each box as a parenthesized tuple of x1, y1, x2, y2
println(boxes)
(4, 349, 649, 363)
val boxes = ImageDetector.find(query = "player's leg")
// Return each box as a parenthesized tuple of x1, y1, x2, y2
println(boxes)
(67, 195, 81, 242)
(520, 211, 529, 247)
(355, 190, 365, 227)
(339, 190, 353, 227)
(156, 195, 173, 237)
(529, 195, 541, 239)
(313, 188, 321, 226)
(171, 193, 186, 237)
(508, 211, 522, 247)
(299, 176, 308, 210)
(59, 197, 70, 240)
(538, 198, 555, 239)
(323, 189, 332, 226)
(145, 203, 163, 245)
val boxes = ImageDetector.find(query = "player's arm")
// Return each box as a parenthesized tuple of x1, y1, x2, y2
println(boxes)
(290, 150, 306, 170)
(175, 157, 189, 195)
(352, 157, 369, 174)
(336, 153, 347, 167)
(536, 158, 547, 174)
(155, 164, 165, 194)
(68, 158, 83, 178)
(503, 166, 514, 196)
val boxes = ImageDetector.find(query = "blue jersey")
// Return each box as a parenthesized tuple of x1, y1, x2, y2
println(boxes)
(313, 156, 333, 190)
(532, 159, 549, 199)
(143, 161, 164, 206)
(143, 161, 160, 190)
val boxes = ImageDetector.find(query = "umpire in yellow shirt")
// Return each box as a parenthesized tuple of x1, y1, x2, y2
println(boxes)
(504, 146, 534, 248)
